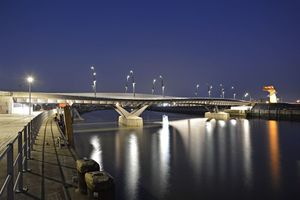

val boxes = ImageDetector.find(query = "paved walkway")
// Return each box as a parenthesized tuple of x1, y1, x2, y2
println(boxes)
(14, 117, 86, 200)
(0, 113, 40, 153)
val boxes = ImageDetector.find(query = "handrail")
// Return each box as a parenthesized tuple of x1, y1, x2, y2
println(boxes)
(0, 109, 56, 199)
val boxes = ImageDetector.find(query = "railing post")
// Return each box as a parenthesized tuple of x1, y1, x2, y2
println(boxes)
(24, 126, 28, 169)
(16, 132, 24, 192)
(31, 120, 35, 145)
(27, 123, 32, 159)
(7, 143, 14, 200)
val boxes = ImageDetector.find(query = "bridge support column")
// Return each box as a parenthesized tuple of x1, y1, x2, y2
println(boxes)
(118, 116, 143, 127)
(205, 112, 230, 120)
(114, 104, 148, 127)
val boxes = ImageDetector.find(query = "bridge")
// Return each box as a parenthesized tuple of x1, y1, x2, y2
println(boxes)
(0, 91, 250, 126)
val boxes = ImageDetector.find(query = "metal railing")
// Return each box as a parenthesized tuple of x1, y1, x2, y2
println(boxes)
(0, 110, 55, 199)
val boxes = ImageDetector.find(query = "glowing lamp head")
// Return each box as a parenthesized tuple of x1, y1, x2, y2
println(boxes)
(27, 76, 34, 83)
(90, 66, 95, 70)
(93, 72, 96, 76)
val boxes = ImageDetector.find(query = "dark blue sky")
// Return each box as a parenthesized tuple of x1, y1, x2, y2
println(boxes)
(0, 0, 299, 100)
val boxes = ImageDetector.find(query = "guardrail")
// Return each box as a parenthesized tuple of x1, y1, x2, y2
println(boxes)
(0, 110, 56, 199)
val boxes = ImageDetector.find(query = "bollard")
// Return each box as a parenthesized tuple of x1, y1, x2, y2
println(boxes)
(76, 158, 100, 194)
(85, 171, 115, 200)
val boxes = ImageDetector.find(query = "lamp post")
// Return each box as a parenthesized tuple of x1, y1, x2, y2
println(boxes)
(130, 70, 135, 97)
(220, 84, 225, 98)
(231, 86, 236, 99)
(125, 75, 130, 93)
(195, 84, 200, 97)
(90, 66, 97, 97)
(27, 76, 34, 115)
(207, 84, 212, 98)
(152, 79, 156, 95)
(159, 75, 165, 97)
(244, 92, 251, 101)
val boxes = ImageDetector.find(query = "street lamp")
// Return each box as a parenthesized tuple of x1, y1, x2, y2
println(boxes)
(231, 86, 236, 99)
(159, 75, 165, 97)
(244, 92, 251, 101)
(152, 79, 156, 95)
(125, 75, 130, 93)
(206, 84, 212, 98)
(27, 76, 34, 115)
(90, 66, 97, 97)
(195, 84, 200, 97)
(130, 70, 135, 97)
(220, 84, 225, 98)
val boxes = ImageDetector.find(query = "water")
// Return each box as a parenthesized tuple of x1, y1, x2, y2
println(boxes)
(73, 110, 300, 200)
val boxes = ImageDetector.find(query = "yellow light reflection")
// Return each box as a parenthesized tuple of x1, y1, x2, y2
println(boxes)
(268, 120, 280, 188)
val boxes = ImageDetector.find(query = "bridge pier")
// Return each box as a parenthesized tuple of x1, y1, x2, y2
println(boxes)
(118, 116, 143, 127)
(114, 104, 148, 127)
(205, 112, 230, 120)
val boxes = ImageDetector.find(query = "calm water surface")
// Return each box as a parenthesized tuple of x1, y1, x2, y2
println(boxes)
(73, 110, 300, 200)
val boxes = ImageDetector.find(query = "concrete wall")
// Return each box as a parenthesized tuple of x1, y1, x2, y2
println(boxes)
(0, 97, 13, 114)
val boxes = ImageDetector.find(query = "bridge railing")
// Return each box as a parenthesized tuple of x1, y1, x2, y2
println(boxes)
(0, 109, 55, 199)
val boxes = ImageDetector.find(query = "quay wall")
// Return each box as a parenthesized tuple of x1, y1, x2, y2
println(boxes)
(249, 103, 300, 120)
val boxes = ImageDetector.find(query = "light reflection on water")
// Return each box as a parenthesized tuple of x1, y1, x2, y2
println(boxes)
(242, 119, 252, 187)
(74, 111, 300, 200)
(90, 136, 103, 170)
(268, 120, 280, 189)
(125, 133, 139, 200)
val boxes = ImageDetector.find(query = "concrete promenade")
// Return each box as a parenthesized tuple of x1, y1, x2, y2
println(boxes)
(13, 117, 86, 200)
(0, 113, 40, 153)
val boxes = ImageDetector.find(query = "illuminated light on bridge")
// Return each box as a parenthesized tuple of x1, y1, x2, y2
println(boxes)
(230, 119, 237, 126)
(218, 120, 226, 127)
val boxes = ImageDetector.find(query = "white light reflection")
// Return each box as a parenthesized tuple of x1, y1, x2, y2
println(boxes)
(125, 133, 139, 200)
(242, 119, 252, 187)
(156, 115, 170, 197)
(169, 118, 207, 179)
(90, 136, 103, 170)
(205, 119, 216, 187)
(230, 119, 237, 126)
(218, 120, 226, 127)
(218, 119, 226, 182)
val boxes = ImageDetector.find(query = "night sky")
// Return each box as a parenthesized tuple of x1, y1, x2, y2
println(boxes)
(0, 1, 299, 101)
